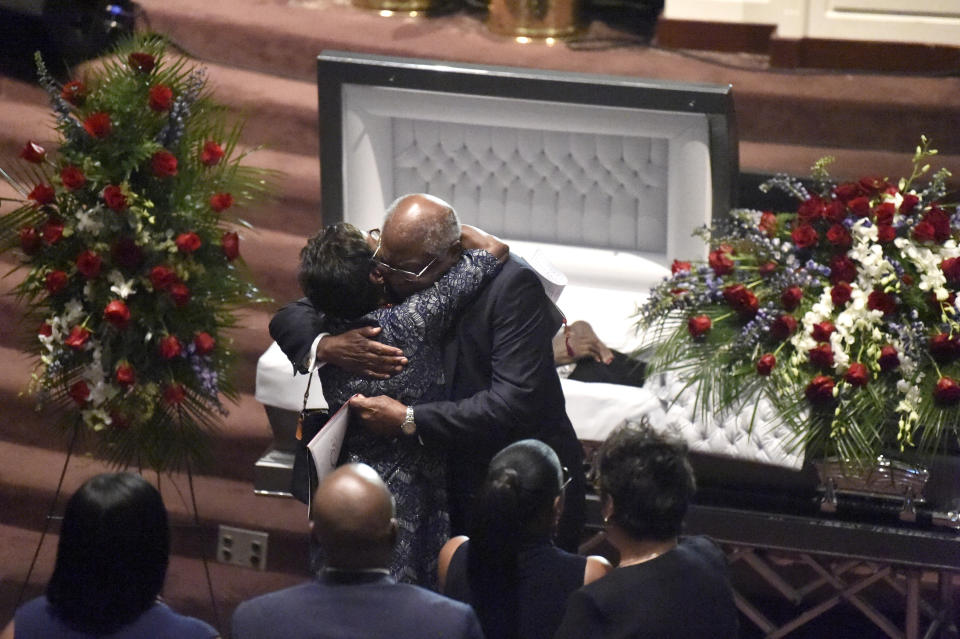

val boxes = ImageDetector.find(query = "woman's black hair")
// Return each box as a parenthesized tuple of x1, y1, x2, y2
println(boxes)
(297, 222, 382, 320)
(467, 439, 564, 639)
(46, 472, 170, 634)
(595, 418, 696, 541)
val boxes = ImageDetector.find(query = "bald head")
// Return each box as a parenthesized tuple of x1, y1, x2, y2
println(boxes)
(382, 194, 460, 257)
(312, 464, 396, 570)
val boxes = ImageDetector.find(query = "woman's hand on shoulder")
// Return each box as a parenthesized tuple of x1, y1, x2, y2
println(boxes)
(583, 554, 614, 585)
(461, 225, 509, 262)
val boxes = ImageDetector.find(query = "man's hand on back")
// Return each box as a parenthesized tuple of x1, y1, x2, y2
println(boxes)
(348, 394, 406, 436)
(317, 326, 407, 379)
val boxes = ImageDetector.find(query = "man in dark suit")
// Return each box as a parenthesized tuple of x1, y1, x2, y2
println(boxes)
(231, 463, 483, 639)
(269, 194, 586, 551)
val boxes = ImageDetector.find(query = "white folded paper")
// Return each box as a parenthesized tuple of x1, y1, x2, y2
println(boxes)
(306, 397, 351, 517)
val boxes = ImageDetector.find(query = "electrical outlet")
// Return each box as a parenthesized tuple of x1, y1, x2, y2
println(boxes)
(216, 525, 268, 571)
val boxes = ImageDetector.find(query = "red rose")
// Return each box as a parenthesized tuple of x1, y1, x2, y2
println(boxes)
(38, 322, 53, 337)
(758, 261, 778, 276)
(221, 231, 239, 261)
(858, 175, 888, 194)
(844, 363, 869, 387)
(942, 258, 960, 285)
(707, 248, 733, 276)
(175, 232, 202, 254)
(151, 150, 178, 177)
(115, 362, 136, 388)
(831, 282, 852, 306)
(670, 259, 691, 275)
(878, 345, 899, 372)
(210, 192, 233, 213)
(900, 193, 919, 213)
(149, 265, 178, 291)
(194, 331, 215, 355)
(83, 112, 111, 139)
(847, 196, 871, 218)
(42, 218, 64, 245)
(924, 207, 952, 244)
(45, 270, 68, 294)
(928, 333, 960, 363)
(75, 250, 101, 279)
(829, 255, 857, 284)
(103, 185, 128, 211)
(19, 140, 46, 164)
(867, 289, 897, 316)
(826, 224, 852, 249)
(687, 315, 711, 339)
(833, 182, 862, 203)
(912, 221, 936, 243)
(128, 52, 155, 73)
(64, 325, 91, 350)
(770, 314, 797, 341)
(811, 321, 835, 342)
(20, 226, 41, 255)
(201, 140, 225, 166)
(759, 211, 777, 236)
(780, 286, 803, 311)
(902, 273, 914, 286)
(169, 282, 191, 307)
(797, 196, 826, 224)
(112, 238, 143, 269)
(723, 284, 759, 318)
(808, 343, 834, 370)
(69, 380, 90, 406)
(163, 383, 186, 405)
(756, 353, 776, 376)
(934, 377, 960, 406)
(877, 224, 896, 243)
(103, 300, 131, 329)
(60, 80, 86, 106)
(824, 200, 847, 223)
(158, 335, 183, 359)
(873, 202, 896, 225)
(791, 224, 818, 249)
(148, 84, 173, 111)
(29, 184, 55, 206)
(805, 375, 836, 406)
(60, 165, 86, 190)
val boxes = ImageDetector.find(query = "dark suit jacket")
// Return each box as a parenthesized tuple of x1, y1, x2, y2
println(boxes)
(231, 572, 484, 639)
(269, 257, 585, 549)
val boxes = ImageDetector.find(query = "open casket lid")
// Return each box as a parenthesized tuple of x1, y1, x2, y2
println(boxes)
(316, 51, 738, 351)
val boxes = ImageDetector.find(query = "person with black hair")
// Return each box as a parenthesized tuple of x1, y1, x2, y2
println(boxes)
(554, 419, 738, 639)
(296, 219, 507, 588)
(2, 472, 218, 639)
(438, 439, 611, 639)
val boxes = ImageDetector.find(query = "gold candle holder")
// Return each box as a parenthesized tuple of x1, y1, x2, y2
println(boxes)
(486, 0, 581, 39)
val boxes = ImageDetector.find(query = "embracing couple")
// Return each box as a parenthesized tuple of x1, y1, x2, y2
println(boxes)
(269, 193, 585, 589)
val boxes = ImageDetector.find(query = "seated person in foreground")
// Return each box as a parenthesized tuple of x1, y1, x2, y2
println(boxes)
(554, 419, 739, 639)
(298, 221, 506, 588)
(2, 473, 218, 639)
(231, 463, 484, 639)
(438, 439, 611, 639)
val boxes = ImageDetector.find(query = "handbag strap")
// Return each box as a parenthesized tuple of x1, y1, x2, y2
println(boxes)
(295, 370, 314, 441)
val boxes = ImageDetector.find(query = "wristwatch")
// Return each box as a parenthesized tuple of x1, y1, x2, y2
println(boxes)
(400, 405, 417, 436)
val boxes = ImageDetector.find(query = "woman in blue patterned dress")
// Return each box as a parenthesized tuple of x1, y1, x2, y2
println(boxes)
(297, 221, 506, 588)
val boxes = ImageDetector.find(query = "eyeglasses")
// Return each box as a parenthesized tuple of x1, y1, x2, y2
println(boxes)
(368, 228, 441, 282)
(561, 466, 573, 492)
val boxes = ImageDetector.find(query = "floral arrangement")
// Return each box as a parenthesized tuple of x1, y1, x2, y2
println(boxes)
(0, 36, 273, 471)
(637, 139, 959, 467)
